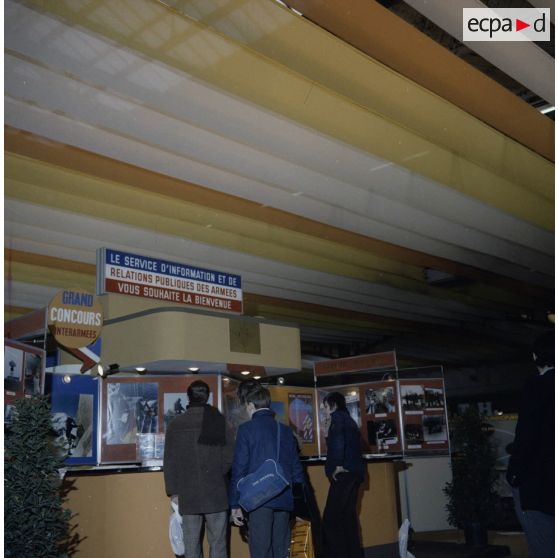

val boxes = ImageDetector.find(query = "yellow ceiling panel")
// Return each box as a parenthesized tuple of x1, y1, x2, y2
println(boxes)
(22, 0, 554, 230)
(5, 152, 545, 314)
(168, 0, 554, 196)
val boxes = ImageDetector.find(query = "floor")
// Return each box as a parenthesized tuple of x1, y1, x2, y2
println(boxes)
(410, 530, 529, 558)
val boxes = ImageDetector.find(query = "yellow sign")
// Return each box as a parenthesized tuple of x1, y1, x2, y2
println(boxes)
(48, 289, 103, 349)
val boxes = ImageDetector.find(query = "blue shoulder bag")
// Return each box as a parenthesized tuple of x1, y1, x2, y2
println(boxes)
(237, 422, 289, 512)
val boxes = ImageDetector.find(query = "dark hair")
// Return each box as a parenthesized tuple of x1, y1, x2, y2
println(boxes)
(187, 380, 210, 404)
(323, 391, 348, 413)
(237, 379, 262, 405)
(244, 384, 271, 409)
(532, 331, 554, 368)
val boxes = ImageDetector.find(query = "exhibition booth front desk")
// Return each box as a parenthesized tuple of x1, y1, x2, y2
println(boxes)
(7, 291, 451, 558)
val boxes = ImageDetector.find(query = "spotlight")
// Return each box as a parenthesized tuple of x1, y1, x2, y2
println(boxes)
(188, 367, 200, 372)
(254, 375, 262, 380)
(241, 370, 251, 376)
(135, 367, 146, 372)
(98, 363, 120, 378)
(277, 376, 285, 385)
(62, 374, 72, 384)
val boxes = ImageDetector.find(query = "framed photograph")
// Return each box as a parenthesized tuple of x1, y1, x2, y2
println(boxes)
(50, 374, 99, 465)
(100, 375, 218, 463)
(4, 339, 45, 404)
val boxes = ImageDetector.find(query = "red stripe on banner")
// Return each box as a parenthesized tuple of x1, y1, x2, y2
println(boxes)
(105, 279, 243, 313)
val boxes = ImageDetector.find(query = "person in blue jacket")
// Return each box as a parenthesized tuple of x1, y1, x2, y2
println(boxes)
(322, 391, 365, 558)
(230, 383, 304, 558)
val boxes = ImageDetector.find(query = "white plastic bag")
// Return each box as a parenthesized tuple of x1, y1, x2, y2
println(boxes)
(169, 500, 185, 556)
(398, 518, 415, 558)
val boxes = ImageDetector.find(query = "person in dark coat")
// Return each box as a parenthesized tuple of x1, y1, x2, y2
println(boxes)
(322, 391, 365, 558)
(507, 331, 554, 558)
(230, 383, 304, 558)
(164, 380, 233, 558)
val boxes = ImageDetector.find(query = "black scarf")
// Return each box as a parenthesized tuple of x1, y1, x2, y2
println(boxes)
(189, 402, 226, 446)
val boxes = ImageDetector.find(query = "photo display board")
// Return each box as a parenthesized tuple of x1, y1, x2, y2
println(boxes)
(100, 375, 218, 463)
(51, 374, 100, 466)
(399, 378, 449, 453)
(4, 339, 45, 412)
(318, 383, 402, 457)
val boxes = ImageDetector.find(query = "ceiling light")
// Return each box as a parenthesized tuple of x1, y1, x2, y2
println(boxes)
(277, 376, 285, 385)
(98, 363, 120, 378)
(241, 370, 251, 376)
(62, 374, 72, 384)
(223, 377, 230, 383)
(540, 105, 555, 114)
(188, 367, 199, 372)
(349, 391, 357, 397)
(135, 367, 146, 372)
(254, 375, 261, 380)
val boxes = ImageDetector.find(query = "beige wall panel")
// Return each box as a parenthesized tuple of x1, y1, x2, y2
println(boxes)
(66, 462, 398, 557)
(100, 294, 301, 370)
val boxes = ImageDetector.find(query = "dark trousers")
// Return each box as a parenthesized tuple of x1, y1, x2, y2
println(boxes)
(322, 472, 363, 558)
(248, 506, 291, 558)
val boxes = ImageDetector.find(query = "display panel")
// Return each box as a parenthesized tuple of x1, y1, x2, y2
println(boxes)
(51, 374, 99, 465)
(318, 384, 402, 457)
(100, 375, 218, 463)
(4, 339, 45, 406)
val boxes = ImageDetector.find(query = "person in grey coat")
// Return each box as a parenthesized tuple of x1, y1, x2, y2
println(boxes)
(164, 380, 233, 558)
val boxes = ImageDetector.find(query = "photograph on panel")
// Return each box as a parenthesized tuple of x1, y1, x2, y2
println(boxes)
(344, 389, 361, 427)
(52, 393, 94, 458)
(365, 386, 396, 415)
(106, 382, 158, 445)
(404, 422, 424, 445)
(422, 415, 447, 443)
(400, 384, 426, 412)
(163, 392, 188, 431)
(424, 386, 444, 409)
(367, 419, 398, 448)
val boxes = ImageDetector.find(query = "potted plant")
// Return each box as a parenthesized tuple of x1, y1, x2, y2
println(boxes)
(443, 406, 498, 546)
(5, 395, 79, 557)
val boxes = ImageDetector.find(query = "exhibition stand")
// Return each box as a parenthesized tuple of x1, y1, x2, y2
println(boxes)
(4, 248, 451, 558)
